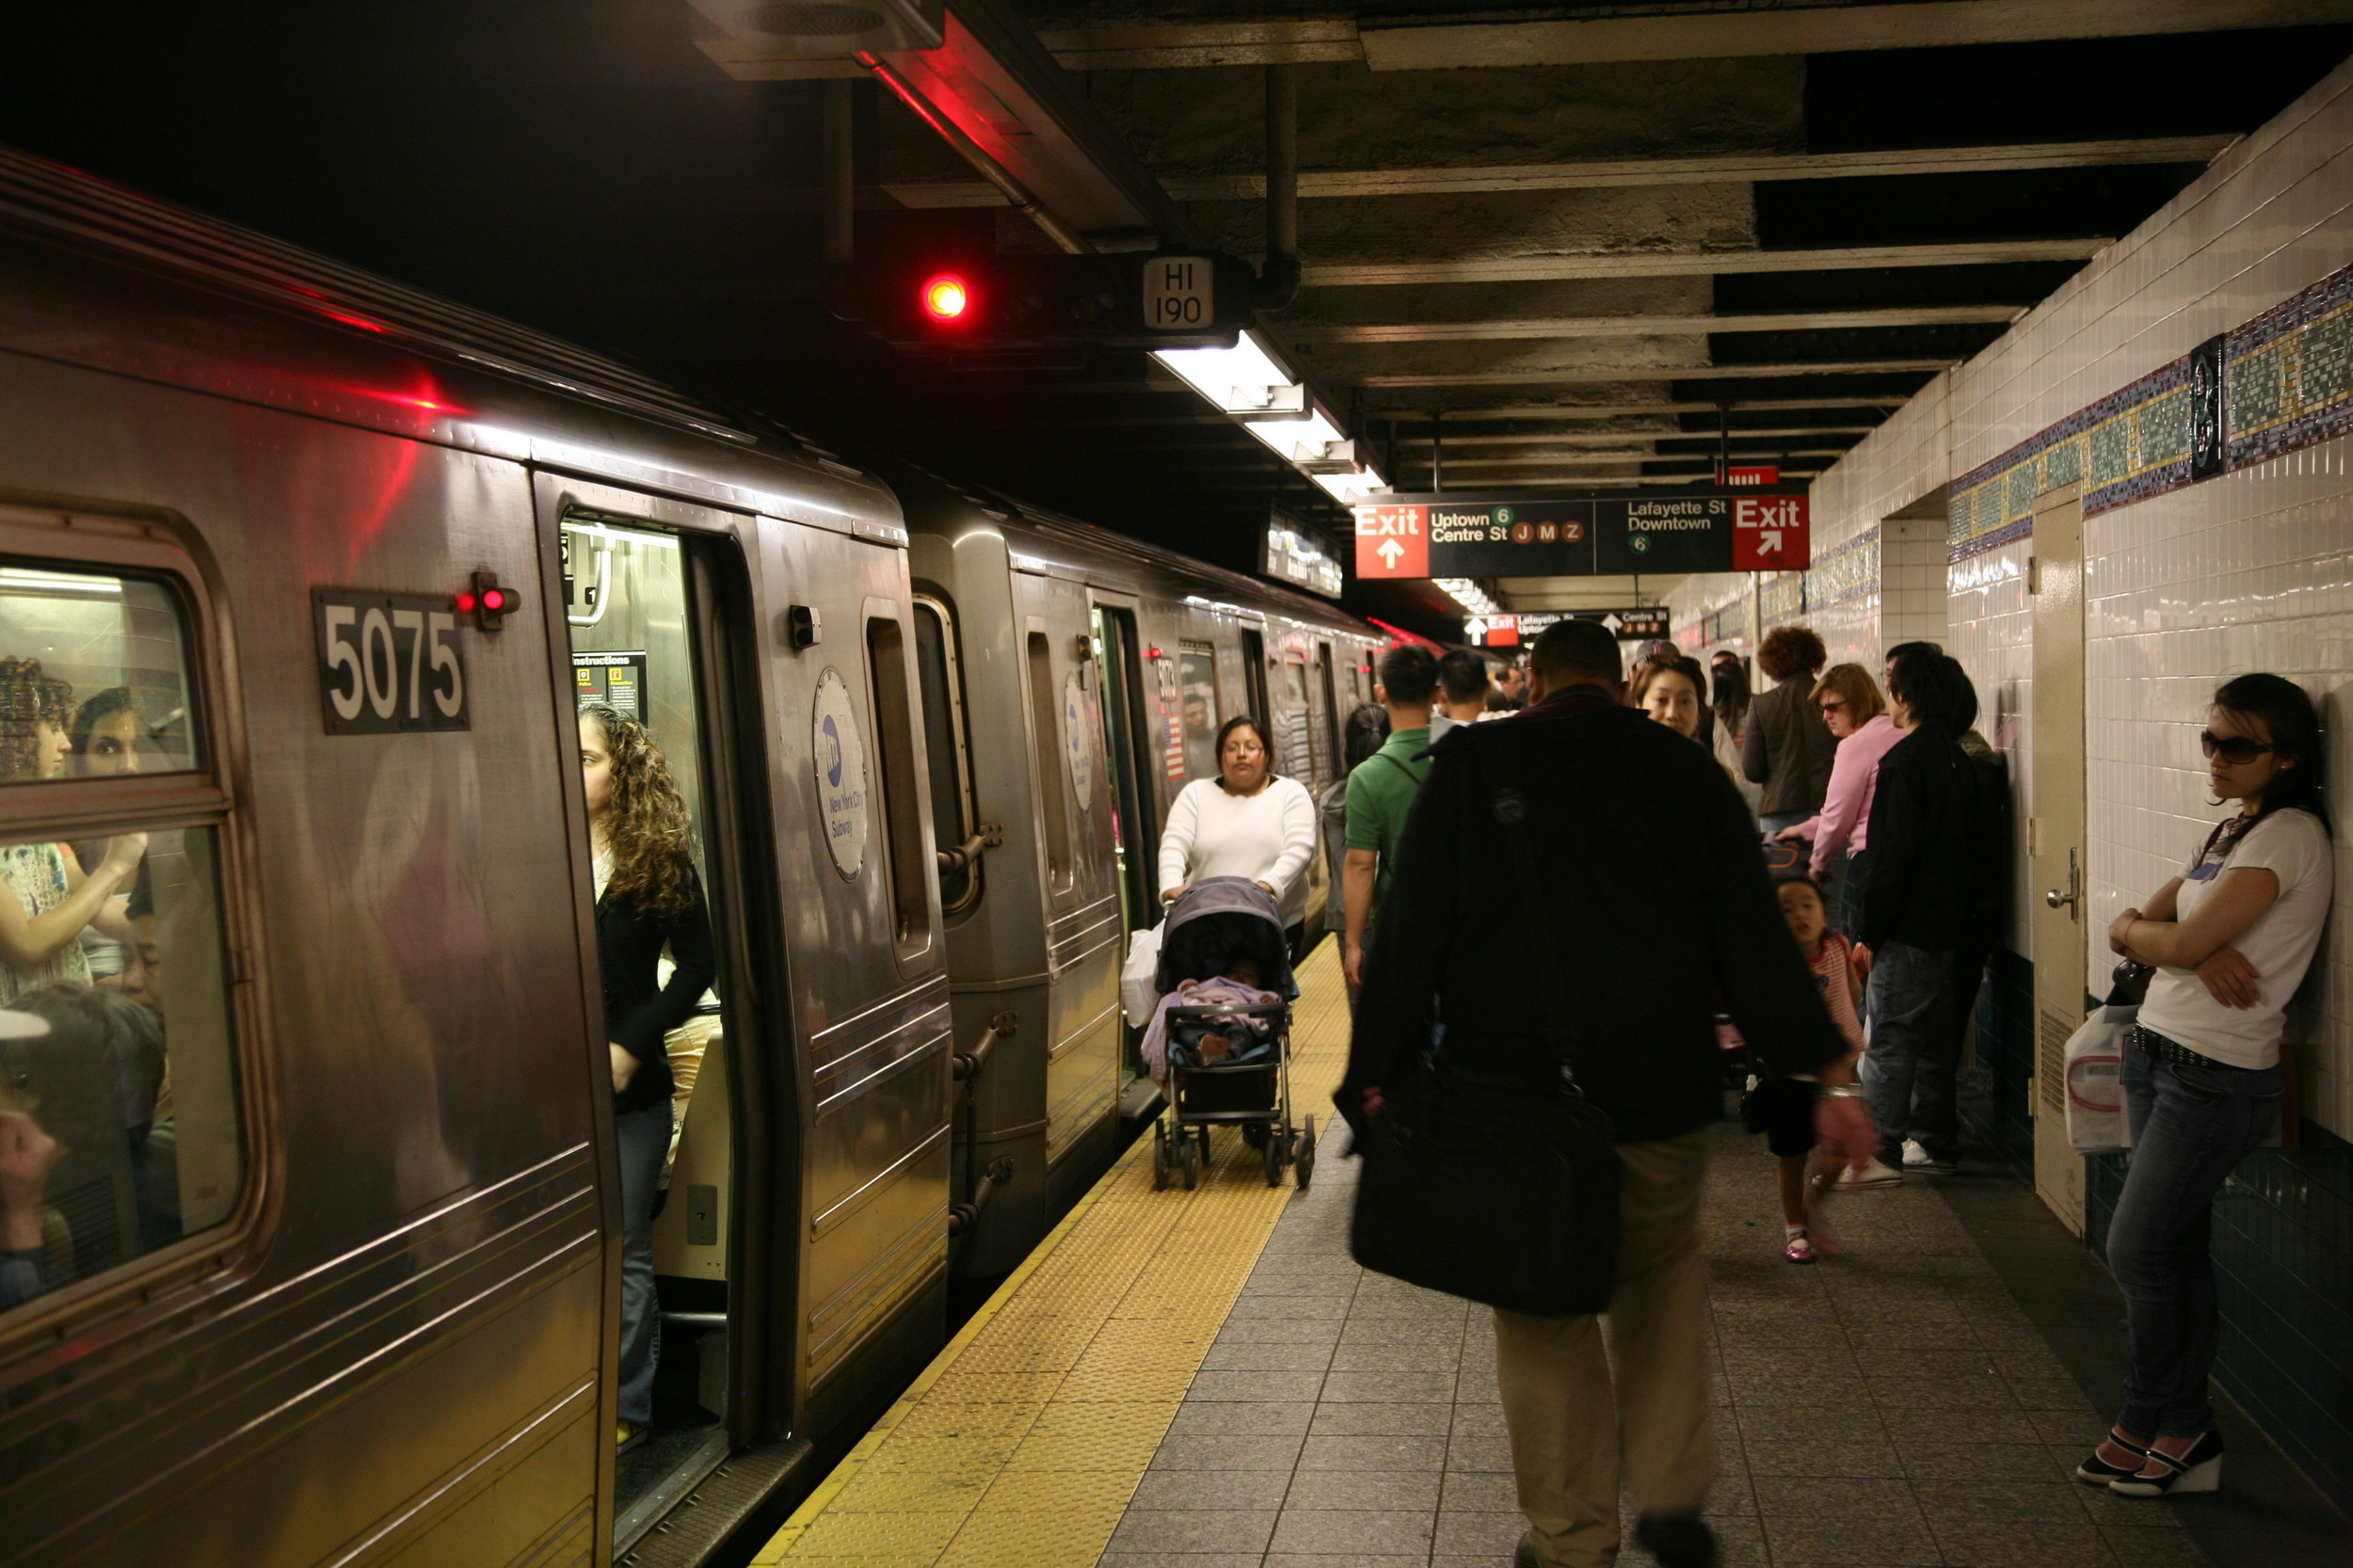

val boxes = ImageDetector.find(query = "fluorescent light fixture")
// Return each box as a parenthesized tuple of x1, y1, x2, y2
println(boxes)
(1244, 407, 1347, 465)
(1153, 330, 1304, 414)
(1311, 466, 1388, 505)
(1434, 577, 1499, 617)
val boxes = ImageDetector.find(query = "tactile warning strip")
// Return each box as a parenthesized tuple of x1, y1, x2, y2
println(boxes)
(751, 942, 1353, 1567)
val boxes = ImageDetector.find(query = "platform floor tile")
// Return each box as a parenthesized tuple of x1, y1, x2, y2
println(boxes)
(750, 943, 1353, 1567)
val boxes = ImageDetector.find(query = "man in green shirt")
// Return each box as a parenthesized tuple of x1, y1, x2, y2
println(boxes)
(1344, 645, 1440, 1003)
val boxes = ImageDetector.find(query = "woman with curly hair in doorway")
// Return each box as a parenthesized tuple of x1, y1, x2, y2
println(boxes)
(578, 701, 715, 1456)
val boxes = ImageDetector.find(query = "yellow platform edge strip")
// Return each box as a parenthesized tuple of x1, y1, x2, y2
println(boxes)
(752, 942, 1349, 1566)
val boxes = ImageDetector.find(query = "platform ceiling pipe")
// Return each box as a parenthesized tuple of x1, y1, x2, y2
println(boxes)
(1263, 63, 1300, 307)
(823, 78, 856, 267)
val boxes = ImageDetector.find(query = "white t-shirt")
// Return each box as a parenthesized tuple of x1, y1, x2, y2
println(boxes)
(1156, 775, 1319, 925)
(2137, 808, 2333, 1068)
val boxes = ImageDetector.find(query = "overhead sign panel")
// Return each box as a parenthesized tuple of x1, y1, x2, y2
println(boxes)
(1353, 489, 1809, 579)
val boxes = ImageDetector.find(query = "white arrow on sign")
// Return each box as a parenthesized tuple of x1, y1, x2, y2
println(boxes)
(1601, 613, 1622, 631)
(1377, 537, 1405, 568)
(1756, 530, 1784, 553)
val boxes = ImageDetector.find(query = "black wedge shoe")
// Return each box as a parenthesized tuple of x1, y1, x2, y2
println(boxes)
(2074, 1428, 2150, 1484)
(2109, 1430, 2223, 1496)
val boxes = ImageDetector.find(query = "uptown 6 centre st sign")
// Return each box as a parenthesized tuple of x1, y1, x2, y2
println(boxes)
(1354, 489, 1810, 579)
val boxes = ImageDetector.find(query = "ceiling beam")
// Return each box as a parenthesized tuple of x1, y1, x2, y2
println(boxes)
(1293, 305, 2018, 344)
(1301, 238, 2106, 289)
(877, 136, 2233, 208)
(1357, 360, 1952, 388)
(1033, 18, 1363, 70)
(1398, 426, 1877, 447)
(1390, 469, 1827, 488)
(1358, 3, 2353, 72)
(1437, 448, 1852, 470)
(1364, 397, 1907, 419)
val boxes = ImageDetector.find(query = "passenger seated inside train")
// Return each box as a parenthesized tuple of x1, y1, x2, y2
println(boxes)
(0, 660, 144, 1003)
(0, 982, 168, 1311)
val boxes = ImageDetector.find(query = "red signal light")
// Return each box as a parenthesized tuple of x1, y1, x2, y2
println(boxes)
(920, 273, 970, 323)
(456, 591, 477, 615)
(464, 571, 519, 631)
(482, 587, 507, 612)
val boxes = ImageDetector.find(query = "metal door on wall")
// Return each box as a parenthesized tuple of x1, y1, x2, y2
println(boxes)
(2028, 484, 2089, 1235)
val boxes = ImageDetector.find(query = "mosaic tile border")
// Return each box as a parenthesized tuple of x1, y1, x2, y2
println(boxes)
(1947, 260, 2353, 560)
(1805, 524, 1881, 610)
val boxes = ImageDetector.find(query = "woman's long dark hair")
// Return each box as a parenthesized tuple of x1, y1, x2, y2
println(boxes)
(1709, 656, 1751, 735)
(2212, 673, 2329, 842)
(1341, 702, 1388, 771)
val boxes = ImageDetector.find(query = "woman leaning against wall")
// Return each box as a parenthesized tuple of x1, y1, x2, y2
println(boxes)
(2081, 674, 2332, 1499)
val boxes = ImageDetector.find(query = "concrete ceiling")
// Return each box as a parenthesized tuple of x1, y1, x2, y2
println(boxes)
(694, 0, 2353, 635)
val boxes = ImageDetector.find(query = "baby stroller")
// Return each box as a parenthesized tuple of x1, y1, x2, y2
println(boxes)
(1148, 877, 1314, 1192)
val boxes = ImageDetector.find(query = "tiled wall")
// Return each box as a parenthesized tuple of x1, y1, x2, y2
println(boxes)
(1791, 52, 2353, 1509)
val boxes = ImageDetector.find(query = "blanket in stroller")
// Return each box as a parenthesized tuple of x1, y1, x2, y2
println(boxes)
(1141, 977, 1280, 1083)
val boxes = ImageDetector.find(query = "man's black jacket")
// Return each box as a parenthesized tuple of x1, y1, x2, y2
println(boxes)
(1857, 725, 1981, 952)
(1341, 687, 1848, 1144)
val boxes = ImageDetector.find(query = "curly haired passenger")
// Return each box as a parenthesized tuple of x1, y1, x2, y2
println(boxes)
(0, 661, 143, 1003)
(578, 702, 715, 1454)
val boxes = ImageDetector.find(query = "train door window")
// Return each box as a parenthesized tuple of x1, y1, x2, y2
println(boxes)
(865, 613, 936, 968)
(0, 563, 241, 1327)
(1024, 630, 1073, 893)
(561, 514, 739, 1519)
(912, 596, 980, 916)
(1315, 645, 1341, 774)
(1176, 642, 1218, 781)
(1238, 627, 1271, 727)
(1088, 606, 1156, 938)
(1279, 652, 1312, 782)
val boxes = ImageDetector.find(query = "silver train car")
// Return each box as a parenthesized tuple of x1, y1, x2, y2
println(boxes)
(0, 148, 952, 1565)
(891, 473, 1381, 1275)
(0, 146, 1387, 1568)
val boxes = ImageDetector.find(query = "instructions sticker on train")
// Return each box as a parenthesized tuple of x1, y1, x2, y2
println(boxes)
(811, 666, 870, 878)
(313, 588, 469, 734)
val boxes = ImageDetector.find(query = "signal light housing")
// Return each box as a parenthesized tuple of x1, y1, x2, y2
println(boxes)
(463, 570, 520, 632)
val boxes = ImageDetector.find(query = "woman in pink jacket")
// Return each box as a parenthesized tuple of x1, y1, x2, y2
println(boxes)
(1775, 664, 1899, 934)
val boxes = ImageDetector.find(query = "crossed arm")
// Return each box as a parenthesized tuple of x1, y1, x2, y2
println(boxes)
(2109, 868, 2280, 1010)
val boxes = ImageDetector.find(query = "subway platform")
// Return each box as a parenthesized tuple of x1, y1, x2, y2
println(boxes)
(753, 945, 2347, 1568)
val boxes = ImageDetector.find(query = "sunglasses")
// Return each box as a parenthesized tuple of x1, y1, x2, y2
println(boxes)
(2200, 730, 2278, 765)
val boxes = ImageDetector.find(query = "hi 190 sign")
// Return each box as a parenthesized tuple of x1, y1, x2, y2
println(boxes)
(1354, 489, 1808, 580)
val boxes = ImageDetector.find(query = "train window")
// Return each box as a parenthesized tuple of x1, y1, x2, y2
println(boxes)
(1238, 628, 1271, 728)
(0, 564, 238, 1322)
(0, 568, 200, 782)
(911, 597, 980, 916)
(864, 615, 935, 966)
(1279, 653, 1312, 778)
(1024, 631, 1072, 890)
(1176, 642, 1218, 781)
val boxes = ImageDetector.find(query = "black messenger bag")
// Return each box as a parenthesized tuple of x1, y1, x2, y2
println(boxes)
(1348, 739, 1623, 1317)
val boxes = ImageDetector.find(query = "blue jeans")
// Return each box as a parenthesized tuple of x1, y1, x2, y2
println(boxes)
(1759, 810, 1809, 840)
(1860, 939, 1958, 1166)
(2109, 1044, 2281, 1439)
(616, 1102, 671, 1428)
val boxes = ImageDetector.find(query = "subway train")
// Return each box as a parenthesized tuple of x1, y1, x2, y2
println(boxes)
(0, 145, 1380, 1568)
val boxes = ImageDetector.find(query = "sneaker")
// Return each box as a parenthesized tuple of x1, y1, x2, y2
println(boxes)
(1902, 1138, 1960, 1173)
(616, 1419, 648, 1456)
(1844, 1159, 1905, 1190)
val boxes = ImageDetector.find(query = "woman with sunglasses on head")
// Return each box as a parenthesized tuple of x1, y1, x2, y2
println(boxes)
(2084, 674, 2331, 1499)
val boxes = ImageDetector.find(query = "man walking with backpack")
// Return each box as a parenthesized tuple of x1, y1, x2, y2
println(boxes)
(1343, 644, 1438, 1006)
(1339, 619, 1874, 1568)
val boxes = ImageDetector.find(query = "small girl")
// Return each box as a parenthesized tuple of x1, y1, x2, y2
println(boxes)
(1743, 875, 1866, 1262)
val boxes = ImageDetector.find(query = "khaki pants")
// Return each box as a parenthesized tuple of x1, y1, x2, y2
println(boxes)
(1494, 1130, 1713, 1568)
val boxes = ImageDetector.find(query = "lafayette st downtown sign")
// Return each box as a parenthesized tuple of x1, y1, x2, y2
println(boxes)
(1352, 488, 1811, 580)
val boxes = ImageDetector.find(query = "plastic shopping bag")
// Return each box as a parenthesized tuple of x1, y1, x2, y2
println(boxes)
(2062, 1002, 2136, 1156)
(1120, 922, 1163, 1029)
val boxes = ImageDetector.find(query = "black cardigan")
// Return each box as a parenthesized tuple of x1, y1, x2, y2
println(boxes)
(599, 863, 717, 1115)
(1342, 687, 1847, 1144)
(1856, 725, 1983, 953)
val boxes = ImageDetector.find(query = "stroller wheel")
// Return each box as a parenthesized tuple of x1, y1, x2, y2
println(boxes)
(1293, 1115, 1316, 1191)
(1151, 1119, 1171, 1192)
(1262, 1124, 1284, 1186)
(1178, 1131, 1200, 1190)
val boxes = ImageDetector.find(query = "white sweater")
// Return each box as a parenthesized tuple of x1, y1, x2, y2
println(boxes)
(1157, 775, 1319, 923)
